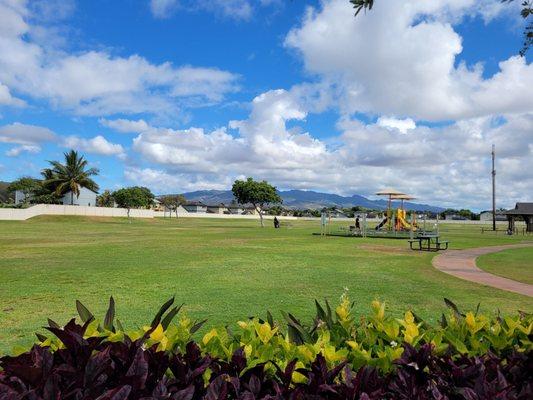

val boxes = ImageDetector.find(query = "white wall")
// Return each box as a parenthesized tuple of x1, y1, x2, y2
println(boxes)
(153, 211, 298, 220)
(0, 205, 524, 225)
(0, 204, 153, 220)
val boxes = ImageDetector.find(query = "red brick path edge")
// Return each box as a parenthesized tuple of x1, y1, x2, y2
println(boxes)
(432, 244, 533, 297)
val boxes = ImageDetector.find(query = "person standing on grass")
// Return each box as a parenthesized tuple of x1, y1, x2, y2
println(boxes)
(355, 216, 360, 231)
(274, 216, 280, 229)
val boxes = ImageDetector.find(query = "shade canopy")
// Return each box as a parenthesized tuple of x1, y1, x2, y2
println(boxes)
(375, 188, 406, 196)
(391, 194, 416, 200)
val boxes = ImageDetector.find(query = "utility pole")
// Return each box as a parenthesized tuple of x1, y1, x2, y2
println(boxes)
(492, 144, 496, 231)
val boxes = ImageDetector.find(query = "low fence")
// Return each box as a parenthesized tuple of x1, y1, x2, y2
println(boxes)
(153, 211, 298, 220)
(0, 205, 524, 227)
(0, 204, 153, 221)
(0, 205, 296, 221)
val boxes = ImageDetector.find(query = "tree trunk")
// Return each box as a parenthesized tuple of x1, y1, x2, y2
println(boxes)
(127, 208, 131, 222)
(71, 191, 74, 205)
(256, 204, 264, 227)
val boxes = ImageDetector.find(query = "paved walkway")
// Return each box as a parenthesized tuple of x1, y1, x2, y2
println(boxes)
(432, 244, 533, 297)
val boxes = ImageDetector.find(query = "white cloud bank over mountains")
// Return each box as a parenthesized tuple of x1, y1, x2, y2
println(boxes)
(109, 88, 532, 208)
(0, 0, 532, 209)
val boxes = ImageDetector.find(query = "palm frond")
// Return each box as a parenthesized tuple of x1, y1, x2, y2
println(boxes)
(45, 150, 100, 197)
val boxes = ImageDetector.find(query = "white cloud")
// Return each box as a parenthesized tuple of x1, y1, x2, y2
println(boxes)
(377, 117, 416, 134)
(0, 122, 56, 145)
(149, 0, 284, 21)
(63, 135, 125, 157)
(203, 0, 254, 20)
(149, 0, 178, 18)
(128, 84, 532, 209)
(285, 0, 533, 121)
(132, 89, 331, 178)
(125, 167, 232, 193)
(29, 0, 76, 22)
(0, 82, 25, 107)
(170, 66, 241, 101)
(5, 144, 40, 157)
(0, 1, 239, 116)
(99, 118, 150, 133)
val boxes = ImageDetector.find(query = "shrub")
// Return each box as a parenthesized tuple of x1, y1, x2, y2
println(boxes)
(1, 296, 531, 399)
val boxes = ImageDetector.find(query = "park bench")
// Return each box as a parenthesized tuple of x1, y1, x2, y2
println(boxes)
(408, 234, 449, 251)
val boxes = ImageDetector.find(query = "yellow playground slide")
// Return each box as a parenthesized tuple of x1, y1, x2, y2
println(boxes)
(398, 215, 416, 230)
(396, 209, 417, 231)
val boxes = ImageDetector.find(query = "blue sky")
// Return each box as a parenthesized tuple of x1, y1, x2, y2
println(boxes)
(0, 0, 531, 210)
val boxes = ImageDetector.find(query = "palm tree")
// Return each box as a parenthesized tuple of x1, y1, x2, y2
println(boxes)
(44, 150, 99, 205)
(350, 0, 374, 16)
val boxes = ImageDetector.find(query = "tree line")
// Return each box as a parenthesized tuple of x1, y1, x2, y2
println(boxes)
(5, 151, 284, 226)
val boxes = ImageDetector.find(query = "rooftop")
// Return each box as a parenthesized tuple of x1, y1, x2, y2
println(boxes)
(505, 202, 533, 215)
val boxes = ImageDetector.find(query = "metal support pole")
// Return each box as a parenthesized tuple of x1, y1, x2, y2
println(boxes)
(409, 212, 414, 240)
(492, 144, 496, 231)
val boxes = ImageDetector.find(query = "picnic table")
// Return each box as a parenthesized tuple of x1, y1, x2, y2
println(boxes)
(408, 233, 449, 251)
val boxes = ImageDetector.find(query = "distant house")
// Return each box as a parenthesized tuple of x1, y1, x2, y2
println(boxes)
(225, 204, 259, 215)
(152, 198, 164, 211)
(206, 203, 227, 214)
(226, 204, 245, 214)
(182, 201, 207, 213)
(443, 213, 468, 221)
(479, 210, 507, 222)
(14, 190, 35, 205)
(61, 187, 97, 207)
(330, 210, 348, 218)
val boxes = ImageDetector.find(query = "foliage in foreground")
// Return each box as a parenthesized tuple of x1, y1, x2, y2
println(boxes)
(1, 296, 532, 399)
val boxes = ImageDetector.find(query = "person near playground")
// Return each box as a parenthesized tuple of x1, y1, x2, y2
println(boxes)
(273, 217, 280, 229)
(355, 216, 360, 231)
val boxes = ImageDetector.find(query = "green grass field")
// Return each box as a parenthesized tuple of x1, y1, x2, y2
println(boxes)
(477, 246, 533, 285)
(1, 216, 532, 353)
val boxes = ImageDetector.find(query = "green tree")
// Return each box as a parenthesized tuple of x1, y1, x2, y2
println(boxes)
(0, 181, 13, 203)
(113, 186, 155, 219)
(232, 177, 282, 227)
(310, 209, 322, 218)
(96, 190, 115, 207)
(503, 0, 532, 56)
(7, 177, 41, 204)
(268, 205, 284, 216)
(350, 0, 374, 16)
(159, 194, 186, 217)
(44, 150, 99, 205)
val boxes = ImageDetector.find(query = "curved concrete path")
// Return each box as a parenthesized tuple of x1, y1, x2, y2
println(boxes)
(432, 244, 533, 297)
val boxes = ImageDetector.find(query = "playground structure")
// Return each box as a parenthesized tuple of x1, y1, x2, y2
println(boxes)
(318, 188, 440, 239)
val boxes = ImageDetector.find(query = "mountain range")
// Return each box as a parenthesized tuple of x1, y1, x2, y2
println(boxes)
(180, 189, 445, 212)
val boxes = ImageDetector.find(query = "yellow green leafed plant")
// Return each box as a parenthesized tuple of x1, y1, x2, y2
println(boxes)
(32, 295, 532, 373)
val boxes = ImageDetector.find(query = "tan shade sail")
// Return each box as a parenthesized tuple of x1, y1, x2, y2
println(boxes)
(375, 188, 406, 196)
(391, 194, 416, 200)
